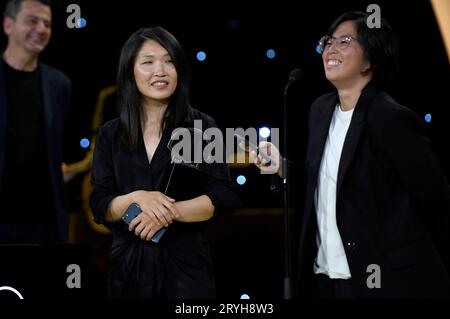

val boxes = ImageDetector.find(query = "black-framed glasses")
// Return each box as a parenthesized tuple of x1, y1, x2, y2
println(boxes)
(316, 35, 359, 54)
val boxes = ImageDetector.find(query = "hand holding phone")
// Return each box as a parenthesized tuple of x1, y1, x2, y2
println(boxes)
(121, 203, 142, 224)
(122, 203, 167, 243)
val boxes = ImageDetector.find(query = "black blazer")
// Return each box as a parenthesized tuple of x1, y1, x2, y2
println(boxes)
(0, 59, 72, 241)
(297, 83, 450, 298)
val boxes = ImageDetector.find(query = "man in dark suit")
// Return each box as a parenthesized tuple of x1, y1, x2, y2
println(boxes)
(0, 0, 71, 243)
(250, 11, 450, 298)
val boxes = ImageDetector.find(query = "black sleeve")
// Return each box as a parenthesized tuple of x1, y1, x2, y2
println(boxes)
(61, 74, 72, 119)
(382, 107, 450, 214)
(203, 163, 241, 217)
(89, 122, 119, 225)
(198, 113, 241, 216)
(271, 98, 316, 196)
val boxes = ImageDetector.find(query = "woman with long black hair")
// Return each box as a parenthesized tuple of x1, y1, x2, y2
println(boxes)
(90, 26, 239, 298)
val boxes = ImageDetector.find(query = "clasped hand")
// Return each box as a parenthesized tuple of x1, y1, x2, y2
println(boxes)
(129, 191, 179, 241)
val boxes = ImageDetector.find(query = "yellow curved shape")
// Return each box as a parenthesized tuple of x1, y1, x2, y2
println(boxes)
(76, 85, 117, 235)
(430, 0, 450, 63)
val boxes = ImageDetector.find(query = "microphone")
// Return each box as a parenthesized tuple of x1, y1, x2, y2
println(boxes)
(284, 68, 303, 95)
(281, 67, 302, 299)
(289, 68, 303, 82)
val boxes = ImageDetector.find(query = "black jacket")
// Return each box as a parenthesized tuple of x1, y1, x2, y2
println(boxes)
(90, 109, 240, 298)
(297, 83, 450, 298)
(0, 59, 71, 241)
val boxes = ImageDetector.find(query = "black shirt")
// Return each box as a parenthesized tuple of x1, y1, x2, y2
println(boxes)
(0, 60, 54, 223)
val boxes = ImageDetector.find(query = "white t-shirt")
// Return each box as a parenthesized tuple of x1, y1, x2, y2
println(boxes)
(313, 104, 353, 279)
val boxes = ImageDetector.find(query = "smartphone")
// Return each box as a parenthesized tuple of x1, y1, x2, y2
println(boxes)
(121, 203, 167, 243)
(151, 227, 167, 243)
(234, 133, 275, 164)
(121, 203, 142, 224)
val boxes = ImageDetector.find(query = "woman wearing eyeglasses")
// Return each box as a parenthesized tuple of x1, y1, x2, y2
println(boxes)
(90, 26, 240, 298)
(251, 11, 450, 298)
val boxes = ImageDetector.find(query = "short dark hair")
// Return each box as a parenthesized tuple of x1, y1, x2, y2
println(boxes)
(327, 11, 399, 89)
(117, 26, 192, 150)
(3, 0, 51, 19)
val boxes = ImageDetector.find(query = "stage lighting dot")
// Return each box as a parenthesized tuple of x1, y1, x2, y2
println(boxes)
(77, 18, 87, 28)
(236, 175, 246, 185)
(80, 138, 90, 149)
(240, 293, 250, 299)
(259, 127, 271, 138)
(266, 49, 276, 59)
(425, 113, 432, 123)
(196, 51, 206, 62)
(316, 44, 323, 55)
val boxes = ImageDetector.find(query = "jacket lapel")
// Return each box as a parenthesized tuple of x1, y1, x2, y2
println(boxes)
(336, 84, 379, 197)
(39, 64, 58, 183)
(300, 93, 337, 259)
(308, 94, 337, 189)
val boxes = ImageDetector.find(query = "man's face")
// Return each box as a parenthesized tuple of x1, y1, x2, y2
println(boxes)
(3, 0, 52, 54)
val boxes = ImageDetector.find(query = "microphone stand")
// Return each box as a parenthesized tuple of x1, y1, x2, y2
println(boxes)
(282, 80, 293, 299)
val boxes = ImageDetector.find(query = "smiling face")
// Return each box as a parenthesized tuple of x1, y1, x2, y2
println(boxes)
(133, 39, 178, 106)
(3, 0, 52, 54)
(322, 20, 372, 90)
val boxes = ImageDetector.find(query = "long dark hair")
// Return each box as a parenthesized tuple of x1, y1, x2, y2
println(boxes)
(327, 11, 399, 89)
(117, 26, 192, 150)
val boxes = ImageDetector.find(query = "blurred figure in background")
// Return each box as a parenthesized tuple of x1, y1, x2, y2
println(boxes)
(0, 0, 72, 243)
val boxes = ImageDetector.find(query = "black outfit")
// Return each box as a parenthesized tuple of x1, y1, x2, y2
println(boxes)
(0, 58, 71, 243)
(296, 83, 450, 298)
(90, 109, 240, 298)
(316, 274, 354, 299)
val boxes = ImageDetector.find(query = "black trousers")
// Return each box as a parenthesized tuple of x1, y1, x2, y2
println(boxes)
(316, 274, 354, 299)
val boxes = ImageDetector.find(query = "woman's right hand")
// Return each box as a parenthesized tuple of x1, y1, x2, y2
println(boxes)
(247, 141, 283, 177)
(129, 212, 166, 241)
(132, 190, 179, 227)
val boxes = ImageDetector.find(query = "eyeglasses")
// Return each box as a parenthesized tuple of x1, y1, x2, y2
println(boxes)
(316, 35, 359, 54)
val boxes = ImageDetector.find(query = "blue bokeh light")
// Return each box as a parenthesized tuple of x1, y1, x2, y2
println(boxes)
(236, 175, 247, 185)
(316, 44, 323, 55)
(77, 18, 87, 28)
(196, 51, 207, 62)
(266, 49, 276, 59)
(80, 138, 90, 149)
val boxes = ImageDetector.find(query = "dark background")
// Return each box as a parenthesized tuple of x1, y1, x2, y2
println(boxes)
(0, 0, 449, 300)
